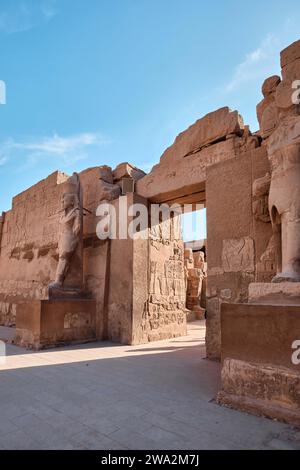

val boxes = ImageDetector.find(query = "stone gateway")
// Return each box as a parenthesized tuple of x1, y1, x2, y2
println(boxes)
(0, 40, 300, 427)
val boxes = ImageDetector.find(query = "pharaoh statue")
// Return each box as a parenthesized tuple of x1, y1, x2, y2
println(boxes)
(258, 40, 300, 282)
(49, 172, 83, 291)
(267, 110, 300, 282)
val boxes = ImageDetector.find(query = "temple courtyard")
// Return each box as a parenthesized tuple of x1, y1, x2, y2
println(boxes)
(0, 321, 299, 450)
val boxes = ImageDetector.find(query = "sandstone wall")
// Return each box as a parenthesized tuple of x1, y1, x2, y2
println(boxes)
(137, 214, 187, 343)
(79, 167, 112, 340)
(0, 168, 110, 331)
(0, 172, 67, 325)
(136, 107, 259, 204)
(105, 195, 187, 345)
(106, 203, 134, 344)
(135, 106, 267, 356)
(0, 171, 187, 345)
(206, 145, 274, 358)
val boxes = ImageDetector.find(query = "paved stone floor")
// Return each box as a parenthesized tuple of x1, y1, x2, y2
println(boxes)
(0, 321, 299, 450)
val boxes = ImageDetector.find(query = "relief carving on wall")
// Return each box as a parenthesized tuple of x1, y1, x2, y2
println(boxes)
(222, 237, 255, 273)
(256, 234, 277, 282)
(252, 173, 271, 223)
(144, 217, 186, 334)
(64, 312, 92, 329)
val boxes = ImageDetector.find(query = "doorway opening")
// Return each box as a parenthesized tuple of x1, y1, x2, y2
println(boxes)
(182, 208, 207, 323)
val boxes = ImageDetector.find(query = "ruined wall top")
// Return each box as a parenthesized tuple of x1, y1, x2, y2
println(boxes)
(159, 107, 244, 164)
(257, 39, 300, 140)
(11, 171, 69, 209)
(136, 106, 257, 203)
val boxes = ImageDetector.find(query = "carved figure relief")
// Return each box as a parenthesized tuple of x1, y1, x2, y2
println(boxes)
(222, 238, 255, 273)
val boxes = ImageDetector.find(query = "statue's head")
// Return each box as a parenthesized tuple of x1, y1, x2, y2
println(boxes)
(184, 248, 193, 263)
(62, 193, 77, 210)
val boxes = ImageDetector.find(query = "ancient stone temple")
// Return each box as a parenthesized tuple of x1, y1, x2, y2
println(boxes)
(0, 39, 300, 426)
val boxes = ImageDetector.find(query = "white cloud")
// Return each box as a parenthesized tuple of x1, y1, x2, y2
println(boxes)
(225, 34, 281, 93)
(12, 133, 108, 155)
(0, 132, 110, 169)
(0, 0, 57, 34)
(225, 16, 300, 96)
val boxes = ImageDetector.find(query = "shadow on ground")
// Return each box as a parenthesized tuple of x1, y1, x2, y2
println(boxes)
(0, 321, 299, 450)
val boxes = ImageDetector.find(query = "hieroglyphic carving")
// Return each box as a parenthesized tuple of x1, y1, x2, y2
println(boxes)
(64, 312, 92, 329)
(222, 238, 255, 273)
(144, 216, 186, 336)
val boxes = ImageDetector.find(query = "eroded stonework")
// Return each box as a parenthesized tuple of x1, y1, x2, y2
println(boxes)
(252, 172, 271, 224)
(141, 216, 187, 342)
(217, 40, 300, 427)
(222, 238, 255, 273)
(218, 359, 300, 426)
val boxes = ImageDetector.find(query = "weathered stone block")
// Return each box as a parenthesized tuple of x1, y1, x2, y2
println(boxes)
(262, 75, 281, 97)
(206, 297, 221, 359)
(249, 282, 300, 305)
(218, 358, 300, 426)
(221, 302, 300, 371)
(161, 107, 244, 162)
(281, 39, 300, 68)
(282, 57, 300, 81)
(113, 162, 146, 183)
(15, 299, 96, 349)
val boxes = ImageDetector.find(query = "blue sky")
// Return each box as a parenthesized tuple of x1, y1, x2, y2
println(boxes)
(0, 0, 300, 229)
